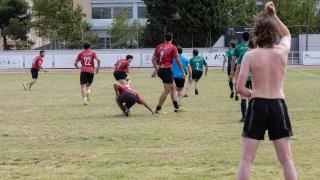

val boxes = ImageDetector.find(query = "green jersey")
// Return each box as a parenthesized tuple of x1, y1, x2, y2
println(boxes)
(190, 56, 207, 72)
(234, 42, 248, 65)
(225, 48, 235, 66)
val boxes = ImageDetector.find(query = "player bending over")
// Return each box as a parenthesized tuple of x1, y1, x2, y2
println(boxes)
(23, 50, 47, 91)
(114, 80, 153, 116)
(152, 33, 186, 114)
(172, 46, 192, 104)
(186, 49, 208, 96)
(222, 40, 237, 99)
(74, 42, 101, 105)
(113, 55, 133, 85)
(236, 2, 296, 180)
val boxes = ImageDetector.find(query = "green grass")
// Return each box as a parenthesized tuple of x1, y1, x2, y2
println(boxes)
(0, 68, 319, 179)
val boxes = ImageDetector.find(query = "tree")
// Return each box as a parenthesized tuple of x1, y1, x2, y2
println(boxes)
(143, 0, 233, 47)
(109, 11, 142, 48)
(31, 0, 88, 49)
(143, 0, 319, 47)
(0, 0, 29, 50)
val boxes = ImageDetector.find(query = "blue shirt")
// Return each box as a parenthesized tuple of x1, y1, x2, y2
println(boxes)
(172, 54, 189, 78)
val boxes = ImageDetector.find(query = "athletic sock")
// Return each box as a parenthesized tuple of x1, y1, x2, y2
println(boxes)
(173, 101, 180, 109)
(241, 99, 247, 119)
(229, 80, 233, 91)
(156, 106, 161, 111)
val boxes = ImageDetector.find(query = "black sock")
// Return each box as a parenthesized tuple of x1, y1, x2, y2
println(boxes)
(229, 80, 233, 92)
(156, 106, 161, 111)
(241, 99, 247, 118)
(173, 101, 180, 109)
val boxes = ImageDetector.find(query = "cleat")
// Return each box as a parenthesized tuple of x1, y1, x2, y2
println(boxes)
(174, 108, 186, 113)
(124, 109, 130, 117)
(183, 94, 188, 98)
(239, 118, 245, 123)
(230, 91, 234, 99)
(235, 95, 239, 101)
(155, 109, 167, 114)
(195, 89, 199, 95)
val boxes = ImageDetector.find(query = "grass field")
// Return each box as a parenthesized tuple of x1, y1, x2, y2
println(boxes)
(0, 68, 319, 179)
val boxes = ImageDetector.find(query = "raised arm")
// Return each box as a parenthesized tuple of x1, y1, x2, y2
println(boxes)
(266, 2, 291, 51)
(236, 54, 251, 98)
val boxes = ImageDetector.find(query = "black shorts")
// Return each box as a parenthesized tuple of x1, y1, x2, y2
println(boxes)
(117, 92, 137, 109)
(157, 68, 173, 84)
(174, 78, 185, 88)
(227, 65, 236, 76)
(80, 72, 94, 85)
(192, 70, 203, 81)
(245, 80, 252, 90)
(114, 71, 128, 81)
(31, 68, 39, 79)
(242, 98, 293, 141)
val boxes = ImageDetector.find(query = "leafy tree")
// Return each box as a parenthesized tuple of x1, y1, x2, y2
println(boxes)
(31, 0, 88, 49)
(143, 0, 319, 47)
(109, 11, 142, 48)
(0, 0, 29, 50)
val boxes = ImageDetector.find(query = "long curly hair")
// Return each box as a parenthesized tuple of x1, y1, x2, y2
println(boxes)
(253, 12, 279, 48)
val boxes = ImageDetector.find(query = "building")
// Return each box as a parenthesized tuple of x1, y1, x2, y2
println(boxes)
(74, 0, 147, 49)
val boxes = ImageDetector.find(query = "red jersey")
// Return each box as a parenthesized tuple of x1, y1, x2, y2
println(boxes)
(154, 41, 178, 68)
(117, 85, 143, 104)
(31, 56, 44, 69)
(114, 59, 129, 72)
(76, 49, 97, 73)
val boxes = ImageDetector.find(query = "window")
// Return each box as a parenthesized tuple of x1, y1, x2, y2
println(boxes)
(138, 7, 147, 18)
(113, 7, 133, 18)
(92, 7, 112, 19)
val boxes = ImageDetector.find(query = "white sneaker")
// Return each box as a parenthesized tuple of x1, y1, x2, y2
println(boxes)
(83, 98, 88, 105)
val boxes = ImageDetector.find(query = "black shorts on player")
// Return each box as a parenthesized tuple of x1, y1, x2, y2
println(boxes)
(117, 92, 137, 109)
(242, 98, 293, 141)
(80, 72, 94, 85)
(157, 68, 173, 84)
(31, 68, 39, 79)
(114, 71, 128, 81)
(174, 78, 185, 88)
(245, 80, 252, 89)
(192, 70, 203, 81)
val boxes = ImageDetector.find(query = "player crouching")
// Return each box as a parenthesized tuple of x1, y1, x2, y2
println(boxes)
(114, 80, 153, 116)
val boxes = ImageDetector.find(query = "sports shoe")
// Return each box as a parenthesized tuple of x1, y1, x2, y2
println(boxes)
(195, 89, 199, 95)
(174, 108, 186, 113)
(83, 98, 88, 106)
(124, 109, 130, 117)
(230, 91, 234, 99)
(235, 95, 239, 101)
(155, 109, 167, 114)
(183, 94, 188, 98)
(239, 118, 245, 123)
(22, 84, 27, 91)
